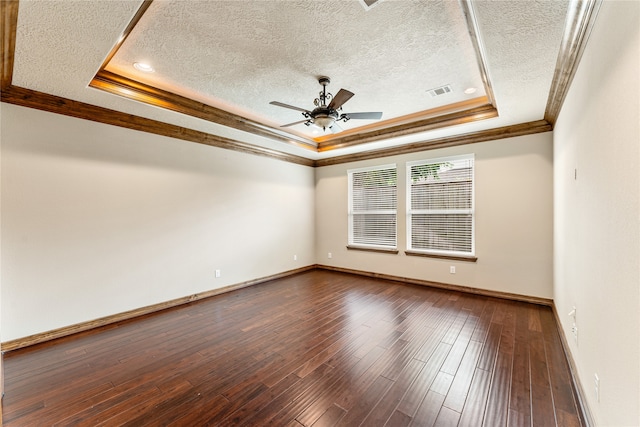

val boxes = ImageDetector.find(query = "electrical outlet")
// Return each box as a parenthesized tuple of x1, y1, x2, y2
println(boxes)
(594, 374, 600, 402)
(215, 269, 221, 278)
(328, 252, 332, 259)
(568, 306, 578, 344)
(450, 266, 456, 274)
(293, 254, 297, 261)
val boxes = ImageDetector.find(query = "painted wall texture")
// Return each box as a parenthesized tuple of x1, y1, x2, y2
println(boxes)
(316, 133, 554, 300)
(1, 104, 316, 341)
(553, 1, 639, 425)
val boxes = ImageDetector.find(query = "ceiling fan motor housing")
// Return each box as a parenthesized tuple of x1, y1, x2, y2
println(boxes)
(311, 107, 340, 130)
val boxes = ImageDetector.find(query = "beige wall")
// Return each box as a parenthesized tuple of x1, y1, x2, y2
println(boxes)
(0, 104, 316, 341)
(553, 1, 640, 425)
(315, 132, 554, 299)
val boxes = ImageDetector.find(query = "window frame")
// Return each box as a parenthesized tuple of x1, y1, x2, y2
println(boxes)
(347, 163, 398, 252)
(406, 154, 476, 259)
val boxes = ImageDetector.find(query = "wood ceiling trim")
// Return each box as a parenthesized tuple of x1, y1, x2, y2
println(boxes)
(313, 96, 490, 143)
(317, 104, 499, 152)
(96, 0, 154, 72)
(545, 0, 603, 125)
(91, 67, 499, 156)
(0, 0, 313, 167)
(90, 0, 503, 153)
(90, 0, 317, 152)
(314, 120, 552, 167)
(460, 0, 497, 107)
(1, 85, 315, 167)
(0, 0, 18, 89)
(90, 70, 317, 151)
(1, 0, 602, 168)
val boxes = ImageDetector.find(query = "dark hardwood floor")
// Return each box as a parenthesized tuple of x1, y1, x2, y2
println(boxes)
(2, 270, 583, 426)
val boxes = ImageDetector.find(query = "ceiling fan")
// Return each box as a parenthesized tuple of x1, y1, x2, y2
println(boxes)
(269, 77, 383, 132)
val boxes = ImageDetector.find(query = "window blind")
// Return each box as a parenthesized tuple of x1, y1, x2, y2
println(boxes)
(407, 156, 474, 255)
(348, 164, 397, 249)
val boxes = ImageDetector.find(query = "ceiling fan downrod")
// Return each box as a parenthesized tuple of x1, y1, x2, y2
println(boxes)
(315, 76, 333, 108)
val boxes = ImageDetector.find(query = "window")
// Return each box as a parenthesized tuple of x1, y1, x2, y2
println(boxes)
(348, 164, 397, 251)
(407, 155, 475, 258)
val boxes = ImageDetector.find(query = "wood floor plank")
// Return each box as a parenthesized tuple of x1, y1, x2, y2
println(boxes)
(335, 375, 393, 426)
(442, 339, 483, 412)
(483, 302, 516, 427)
(294, 345, 387, 426)
(1, 270, 583, 426)
(219, 373, 301, 426)
(311, 403, 347, 427)
(471, 301, 497, 343)
(477, 322, 503, 371)
(361, 358, 426, 425)
(411, 390, 447, 427)
(395, 342, 451, 417)
(386, 409, 413, 427)
(240, 362, 336, 426)
(482, 351, 513, 427)
(458, 368, 492, 427)
(508, 408, 532, 427)
(509, 339, 531, 414)
(530, 330, 558, 426)
(433, 406, 461, 427)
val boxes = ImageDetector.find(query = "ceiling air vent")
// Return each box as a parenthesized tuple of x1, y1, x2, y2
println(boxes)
(427, 84, 453, 97)
(359, 0, 383, 11)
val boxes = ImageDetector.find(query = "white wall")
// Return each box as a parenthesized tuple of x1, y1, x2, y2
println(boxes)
(316, 132, 554, 299)
(0, 104, 316, 341)
(553, 1, 640, 425)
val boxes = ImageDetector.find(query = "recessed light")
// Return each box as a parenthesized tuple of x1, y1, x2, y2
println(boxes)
(464, 87, 477, 94)
(133, 62, 154, 73)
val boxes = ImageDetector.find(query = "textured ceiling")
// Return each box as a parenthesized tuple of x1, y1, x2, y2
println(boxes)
(10, 0, 570, 160)
(106, 0, 486, 136)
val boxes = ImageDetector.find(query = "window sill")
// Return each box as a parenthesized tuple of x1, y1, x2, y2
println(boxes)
(347, 245, 399, 255)
(404, 250, 477, 262)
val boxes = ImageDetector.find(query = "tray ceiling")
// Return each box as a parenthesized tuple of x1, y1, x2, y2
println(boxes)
(4, 0, 583, 163)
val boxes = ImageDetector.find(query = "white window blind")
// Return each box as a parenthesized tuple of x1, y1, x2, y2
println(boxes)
(348, 164, 397, 249)
(407, 155, 474, 256)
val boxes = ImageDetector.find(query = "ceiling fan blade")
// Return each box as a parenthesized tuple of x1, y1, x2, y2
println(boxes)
(344, 112, 383, 120)
(281, 119, 309, 128)
(328, 89, 354, 110)
(269, 101, 310, 113)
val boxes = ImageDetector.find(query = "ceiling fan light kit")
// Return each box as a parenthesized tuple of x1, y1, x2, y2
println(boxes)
(270, 77, 383, 132)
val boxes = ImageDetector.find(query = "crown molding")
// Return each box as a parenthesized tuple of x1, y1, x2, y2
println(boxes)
(314, 120, 552, 167)
(460, 0, 496, 108)
(0, 85, 315, 167)
(317, 104, 499, 152)
(545, 0, 603, 126)
(88, 0, 501, 153)
(1, 0, 601, 167)
(0, 0, 18, 89)
(90, 70, 318, 151)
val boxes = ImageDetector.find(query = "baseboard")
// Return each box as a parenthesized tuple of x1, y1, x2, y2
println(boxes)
(316, 264, 554, 306)
(1, 265, 316, 353)
(551, 304, 595, 427)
